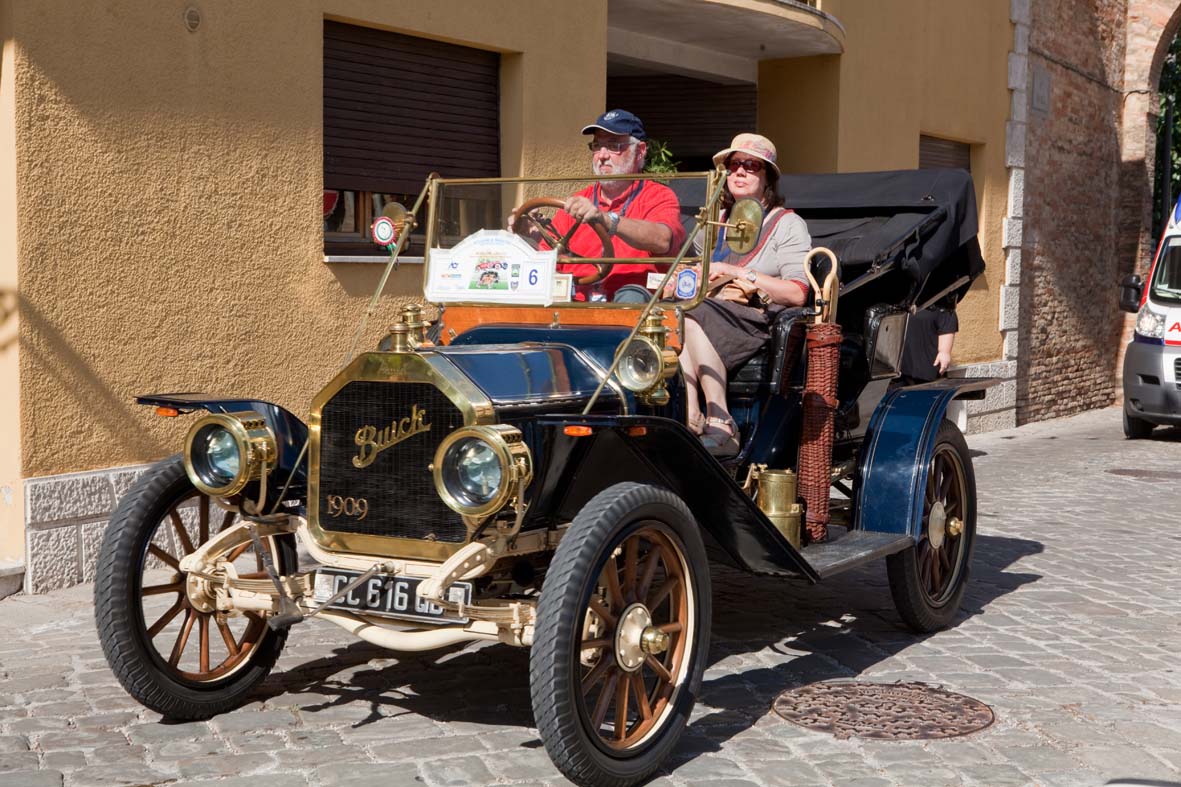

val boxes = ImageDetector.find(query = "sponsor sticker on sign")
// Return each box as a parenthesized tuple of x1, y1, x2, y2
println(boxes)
(371, 216, 398, 247)
(427, 230, 557, 305)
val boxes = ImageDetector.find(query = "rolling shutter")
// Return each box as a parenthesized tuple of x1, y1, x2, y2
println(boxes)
(324, 21, 500, 194)
(919, 135, 971, 172)
(607, 75, 756, 169)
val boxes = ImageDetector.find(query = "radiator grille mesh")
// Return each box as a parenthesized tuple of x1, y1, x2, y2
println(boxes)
(317, 381, 467, 542)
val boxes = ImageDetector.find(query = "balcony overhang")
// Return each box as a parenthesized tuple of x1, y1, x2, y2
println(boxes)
(608, 0, 845, 84)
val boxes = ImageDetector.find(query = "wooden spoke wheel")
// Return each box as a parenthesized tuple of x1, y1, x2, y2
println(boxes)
(887, 419, 977, 633)
(531, 483, 710, 787)
(95, 455, 295, 719)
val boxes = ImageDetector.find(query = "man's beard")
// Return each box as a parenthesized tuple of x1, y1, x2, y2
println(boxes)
(594, 152, 641, 178)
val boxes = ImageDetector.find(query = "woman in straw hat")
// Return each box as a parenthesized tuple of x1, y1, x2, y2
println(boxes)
(682, 133, 812, 456)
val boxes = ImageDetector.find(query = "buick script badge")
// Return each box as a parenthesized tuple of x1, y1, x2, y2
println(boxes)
(352, 405, 431, 468)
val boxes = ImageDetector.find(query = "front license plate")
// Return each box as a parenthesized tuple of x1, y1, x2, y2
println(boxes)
(312, 570, 472, 624)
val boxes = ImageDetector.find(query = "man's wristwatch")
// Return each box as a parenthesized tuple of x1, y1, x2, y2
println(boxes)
(605, 211, 621, 236)
(744, 269, 758, 284)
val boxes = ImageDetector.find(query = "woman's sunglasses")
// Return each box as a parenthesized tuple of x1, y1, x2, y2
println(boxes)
(726, 158, 765, 174)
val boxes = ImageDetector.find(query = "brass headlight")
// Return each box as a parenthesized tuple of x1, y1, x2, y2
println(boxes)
(432, 424, 532, 518)
(616, 337, 679, 407)
(184, 412, 276, 497)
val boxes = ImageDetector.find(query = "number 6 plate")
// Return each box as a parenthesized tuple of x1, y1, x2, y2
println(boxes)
(312, 569, 472, 625)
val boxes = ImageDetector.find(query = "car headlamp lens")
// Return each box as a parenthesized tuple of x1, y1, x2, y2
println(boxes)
(617, 338, 663, 392)
(449, 437, 503, 504)
(432, 425, 533, 518)
(1136, 304, 1166, 339)
(201, 427, 241, 485)
(184, 412, 275, 497)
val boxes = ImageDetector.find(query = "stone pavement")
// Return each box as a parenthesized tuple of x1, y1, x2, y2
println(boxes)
(1, 407, 1180, 787)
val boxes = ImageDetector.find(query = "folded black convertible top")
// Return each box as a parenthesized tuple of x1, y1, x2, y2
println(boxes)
(781, 168, 986, 308)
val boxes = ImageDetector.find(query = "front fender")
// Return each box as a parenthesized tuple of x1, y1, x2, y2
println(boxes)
(525, 414, 818, 581)
(853, 378, 996, 538)
(135, 392, 308, 497)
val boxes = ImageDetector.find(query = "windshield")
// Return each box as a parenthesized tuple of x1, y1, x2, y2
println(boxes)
(422, 173, 721, 307)
(1150, 237, 1181, 306)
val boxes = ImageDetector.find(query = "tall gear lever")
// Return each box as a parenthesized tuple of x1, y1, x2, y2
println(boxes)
(799, 248, 842, 544)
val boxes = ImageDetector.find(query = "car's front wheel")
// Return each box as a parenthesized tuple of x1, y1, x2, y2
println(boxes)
(94, 455, 295, 720)
(530, 482, 711, 787)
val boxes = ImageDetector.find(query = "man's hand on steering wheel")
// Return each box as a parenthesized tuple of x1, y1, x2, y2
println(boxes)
(507, 196, 613, 285)
(562, 195, 605, 228)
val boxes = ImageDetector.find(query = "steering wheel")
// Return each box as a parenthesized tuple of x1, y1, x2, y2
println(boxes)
(510, 196, 613, 285)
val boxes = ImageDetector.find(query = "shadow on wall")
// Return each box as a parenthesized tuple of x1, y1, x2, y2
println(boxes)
(15, 291, 169, 467)
(0, 290, 14, 352)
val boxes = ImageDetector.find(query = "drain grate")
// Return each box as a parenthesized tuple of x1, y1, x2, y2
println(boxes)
(771, 681, 994, 740)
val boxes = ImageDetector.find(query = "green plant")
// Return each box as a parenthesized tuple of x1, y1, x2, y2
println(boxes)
(643, 138, 680, 174)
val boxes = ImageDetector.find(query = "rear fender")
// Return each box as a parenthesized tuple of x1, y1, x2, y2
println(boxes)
(135, 393, 308, 496)
(526, 414, 818, 581)
(853, 378, 996, 538)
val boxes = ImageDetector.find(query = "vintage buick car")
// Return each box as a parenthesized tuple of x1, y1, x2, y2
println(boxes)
(95, 167, 989, 786)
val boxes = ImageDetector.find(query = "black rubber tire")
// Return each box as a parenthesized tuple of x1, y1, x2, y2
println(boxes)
(887, 420, 976, 633)
(530, 482, 711, 787)
(94, 455, 295, 720)
(1123, 409, 1154, 439)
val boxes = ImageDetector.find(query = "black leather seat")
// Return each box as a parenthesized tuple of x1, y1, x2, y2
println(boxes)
(727, 306, 810, 398)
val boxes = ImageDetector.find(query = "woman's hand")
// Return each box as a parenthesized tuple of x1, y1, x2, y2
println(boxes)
(707, 262, 743, 281)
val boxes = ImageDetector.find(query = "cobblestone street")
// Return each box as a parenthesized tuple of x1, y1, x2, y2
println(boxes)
(1, 407, 1179, 787)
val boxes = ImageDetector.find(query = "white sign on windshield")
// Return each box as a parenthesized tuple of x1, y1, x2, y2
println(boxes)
(426, 230, 557, 305)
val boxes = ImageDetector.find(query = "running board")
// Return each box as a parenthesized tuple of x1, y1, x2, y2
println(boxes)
(801, 526, 914, 579)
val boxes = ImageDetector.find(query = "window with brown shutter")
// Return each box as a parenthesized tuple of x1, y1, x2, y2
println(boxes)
(323, 21, 500, 257)
(919, 135, 971, 172)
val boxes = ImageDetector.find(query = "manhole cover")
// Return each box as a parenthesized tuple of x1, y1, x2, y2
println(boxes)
(1106, 469, 1181, 481)
(771, 681, 994, 740)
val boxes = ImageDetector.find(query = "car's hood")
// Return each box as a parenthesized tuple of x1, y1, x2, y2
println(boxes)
(432, 342, 624, 416)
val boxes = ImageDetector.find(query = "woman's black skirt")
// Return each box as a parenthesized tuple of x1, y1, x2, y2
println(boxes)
(686, 298, 773, 374)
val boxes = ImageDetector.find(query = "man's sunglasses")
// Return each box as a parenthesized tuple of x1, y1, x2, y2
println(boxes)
(726, 158, 765, 174)
(588, 140, 635, 153)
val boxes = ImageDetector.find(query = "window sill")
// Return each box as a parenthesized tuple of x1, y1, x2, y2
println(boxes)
(323, 255, 425, 265)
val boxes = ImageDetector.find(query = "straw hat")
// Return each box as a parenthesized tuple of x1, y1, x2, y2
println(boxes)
(712, 133, 780, 175)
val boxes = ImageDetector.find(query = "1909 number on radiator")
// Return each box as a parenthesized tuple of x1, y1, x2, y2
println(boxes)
(325, 495, 368, 520)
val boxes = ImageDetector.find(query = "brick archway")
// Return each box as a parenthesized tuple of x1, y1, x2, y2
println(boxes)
(1120, 1, 1181, 275)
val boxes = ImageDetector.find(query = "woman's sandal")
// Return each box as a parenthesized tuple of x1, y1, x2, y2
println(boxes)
(700, 415, 739, 457)
(688, 412, 706, 435)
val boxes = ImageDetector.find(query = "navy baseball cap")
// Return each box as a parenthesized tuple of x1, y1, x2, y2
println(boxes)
(581, 109, 646, 140)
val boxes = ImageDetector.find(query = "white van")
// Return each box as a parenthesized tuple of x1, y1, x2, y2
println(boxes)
(1119, 199, 1181, 437)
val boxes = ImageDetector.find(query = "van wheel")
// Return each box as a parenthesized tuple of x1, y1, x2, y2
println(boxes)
(530, 483, 711, 787)
(1122, 410, 1154, 439)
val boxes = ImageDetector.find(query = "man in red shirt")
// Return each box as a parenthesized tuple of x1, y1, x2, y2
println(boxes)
(537, 110, 686, 300)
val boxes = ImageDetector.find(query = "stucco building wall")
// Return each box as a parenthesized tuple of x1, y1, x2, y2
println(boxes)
(13, 0, 605, 482)
(761, 0, 1015, 428)
(0, 1, 19, 565)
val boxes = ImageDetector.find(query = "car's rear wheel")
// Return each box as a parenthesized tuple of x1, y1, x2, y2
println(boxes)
(94, 455, 295, 719)
(530, 482, 711, 787)
(1122, 409, 1154, 439)
(887, 420, 976, 633)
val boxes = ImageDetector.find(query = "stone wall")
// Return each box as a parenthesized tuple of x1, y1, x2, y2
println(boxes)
(1016, 0, 1131, 422)
(22, 463, 148, 594)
